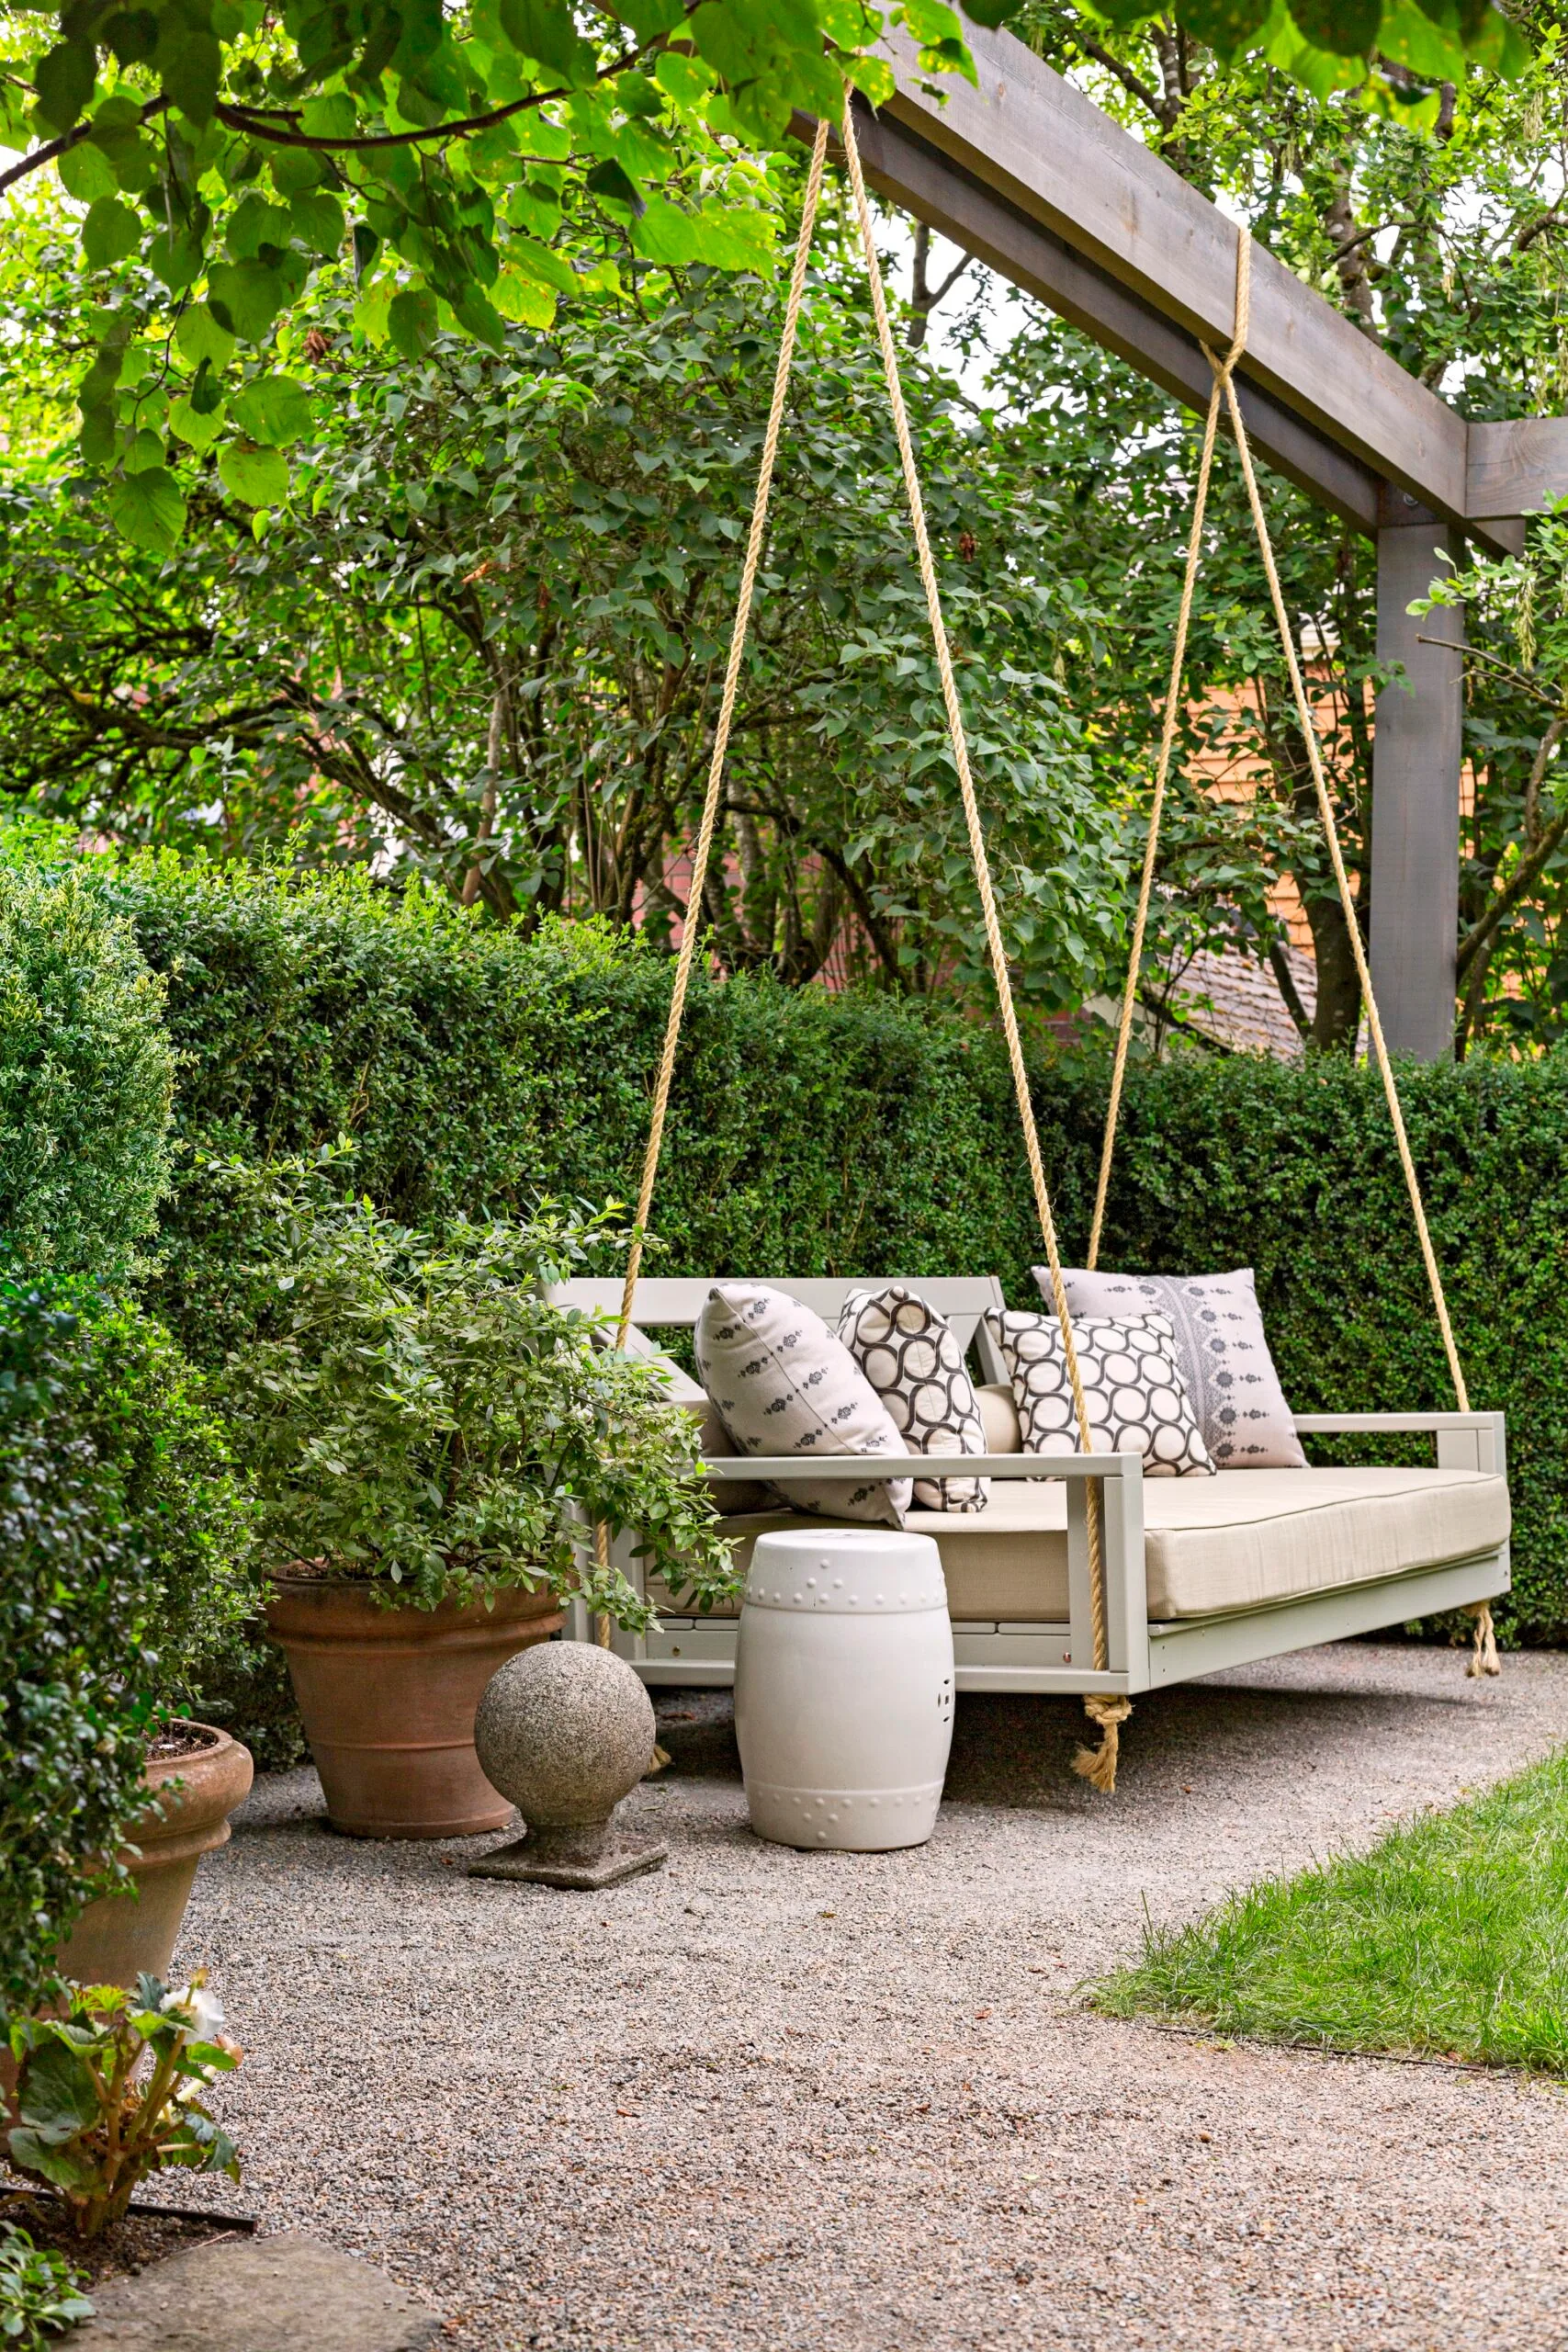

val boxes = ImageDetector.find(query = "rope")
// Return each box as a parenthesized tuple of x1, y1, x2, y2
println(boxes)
(1087, 240, 1251, 1270)
(837, 96, 1124, 1793)
(1465, 1601, 1501, 1678)
(1210, 282, 1471, 1417)
(591, 117, 832, 1645)
(613, 114, 831, 1346)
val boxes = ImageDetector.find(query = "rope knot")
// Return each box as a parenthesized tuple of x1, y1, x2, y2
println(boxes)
(1073, 1694, 1133, 1794)
(1465, 1601, 1501, 1679)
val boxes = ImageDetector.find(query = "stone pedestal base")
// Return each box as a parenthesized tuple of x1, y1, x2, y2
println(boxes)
(468, 1826, 667, 1890)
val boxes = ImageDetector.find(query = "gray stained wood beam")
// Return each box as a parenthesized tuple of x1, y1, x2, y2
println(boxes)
(846, 22, 1566, 545)
(1371, 514, 1466, 1057)
(844, 99, 1382, 534)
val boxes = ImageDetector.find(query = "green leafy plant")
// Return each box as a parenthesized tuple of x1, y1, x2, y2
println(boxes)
(0, 859, 174, 1285)
(6, 1973, 242, 2241)
(218, 1159, 736, 1625)
(0, 2227, 94, 2346)
(46, 858, 1566, 1653)
(0, 0, 1525, 560)
(0, 1270, 252, 2018)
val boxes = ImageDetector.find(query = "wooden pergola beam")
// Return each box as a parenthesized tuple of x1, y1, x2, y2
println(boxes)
(847, 100, 1382, 534)
(860, 22, 1565, 552)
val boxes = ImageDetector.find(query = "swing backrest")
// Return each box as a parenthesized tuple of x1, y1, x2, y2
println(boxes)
(549, 1276, 1010, 1382)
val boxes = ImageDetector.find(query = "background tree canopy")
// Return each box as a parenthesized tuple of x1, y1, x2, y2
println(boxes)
(0, 0, 1562, 1049)
(0, 0, 1535, 558)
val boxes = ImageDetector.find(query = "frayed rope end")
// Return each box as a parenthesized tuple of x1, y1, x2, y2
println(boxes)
(1465, 1602, 1501, 1679)
(1072, 1695, 1133, 1793)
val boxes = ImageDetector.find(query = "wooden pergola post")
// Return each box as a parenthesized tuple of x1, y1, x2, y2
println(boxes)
(1370, 496, 1466, 1061)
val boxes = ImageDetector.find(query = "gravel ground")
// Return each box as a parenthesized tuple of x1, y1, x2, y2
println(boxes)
(176, 1643, 1568, 2350)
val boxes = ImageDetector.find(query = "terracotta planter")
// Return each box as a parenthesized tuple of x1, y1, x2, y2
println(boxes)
(265, 1579, 564, 1838)
(57, 1723, 254, 1990)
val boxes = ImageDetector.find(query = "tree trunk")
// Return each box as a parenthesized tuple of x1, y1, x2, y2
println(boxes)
(461, 687, 505, 910)
(908, 222, 970, 352)
(1303, 889, 1363, 1051)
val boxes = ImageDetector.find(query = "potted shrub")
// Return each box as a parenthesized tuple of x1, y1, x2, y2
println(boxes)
(0, 1272, 254, 2013)
(220, 1167, 736, 1838)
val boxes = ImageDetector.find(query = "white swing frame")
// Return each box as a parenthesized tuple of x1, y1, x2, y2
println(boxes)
(555, 1275, 1509, 1698)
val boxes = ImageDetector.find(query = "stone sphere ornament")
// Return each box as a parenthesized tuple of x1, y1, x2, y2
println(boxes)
(467, 1640, 667, 1890)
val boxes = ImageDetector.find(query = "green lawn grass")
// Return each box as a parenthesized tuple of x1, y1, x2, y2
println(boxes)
(1095, 1749, 1568, 2070)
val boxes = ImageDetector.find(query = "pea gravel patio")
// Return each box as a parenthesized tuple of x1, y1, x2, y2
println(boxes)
(175, 1643, 1568, 2350)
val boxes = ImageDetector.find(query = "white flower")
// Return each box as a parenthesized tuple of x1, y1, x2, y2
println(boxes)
(164, 1984, 226, 2041)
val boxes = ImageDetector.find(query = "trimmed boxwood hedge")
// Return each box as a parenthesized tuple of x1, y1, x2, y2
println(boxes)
(91, 854, 1568, 1646)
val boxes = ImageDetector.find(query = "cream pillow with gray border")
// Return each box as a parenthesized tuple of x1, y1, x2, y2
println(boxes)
(695, 1283, 911, 1524)
(1041, 1266, 1307, 1470)
(838, 1284, 989, 1512)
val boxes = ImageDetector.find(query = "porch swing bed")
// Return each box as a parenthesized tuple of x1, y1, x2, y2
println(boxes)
(558, 1273, 1510, 1704)
(561, 98, 1512, 1787)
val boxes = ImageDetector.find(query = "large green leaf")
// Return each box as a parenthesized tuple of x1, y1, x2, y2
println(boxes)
(288, 190, 345, 258)
(1374, 0, 1467, 77)
(387, 286, 438, 357)
(6, 2129, 97, 2188)
(218, 441, 291, 506)
(176, 303, 237, 370)
(170, 393, 226, 452)
(159, 25, 221, 124)
(107, 465, 188, 553)
(1289, 0, 1380, 49)
(148, 226, 207, 293)
(105, 6, 160, 62)
(83, 197, 142, 273)
(497, 0, 597, 82)
(125, 428, 168, 474)
(229, 375, 313, 447)
(633, 197, 700, 267)
(207, 259, 287, 341)
(450, 288, 507, 351)
(585, 159, 645, 216)
(33, 40, 96, 134)
(491, 270, 556, 327)
(16, 2038, 99, 2134)
(227, 197, 296, 263)
(57, 139, 118, 203)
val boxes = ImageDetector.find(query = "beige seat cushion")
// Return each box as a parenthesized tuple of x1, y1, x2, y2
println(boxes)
(659, 1467, 1509, 1623)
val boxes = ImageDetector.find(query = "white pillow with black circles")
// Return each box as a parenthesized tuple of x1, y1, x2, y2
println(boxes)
(694, 1283, 912, 1526)
(984, 1305, 1215, 1477)
(1038, 1266, 1307, 1471)
(837, 1284, 989, 1513)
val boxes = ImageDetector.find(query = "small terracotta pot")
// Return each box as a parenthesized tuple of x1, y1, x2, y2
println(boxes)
(265, 1579, 564, 1838)
(57, 1723, 254, 1990)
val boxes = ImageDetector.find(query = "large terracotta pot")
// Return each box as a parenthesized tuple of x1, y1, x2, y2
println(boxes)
(57, 1723, 254, 1989)
(265, 1579, 564, 1838)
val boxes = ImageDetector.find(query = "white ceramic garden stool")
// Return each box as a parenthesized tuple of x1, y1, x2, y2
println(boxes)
(734, 1526, 955, 1852)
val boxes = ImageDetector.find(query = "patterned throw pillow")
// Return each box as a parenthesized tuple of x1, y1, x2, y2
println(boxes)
(694, 1283, 912, 1525)
(837, 1284, 989, 1513)
(1040, 1267, 1307, 1470)
(984, 1306, 1215, 1477)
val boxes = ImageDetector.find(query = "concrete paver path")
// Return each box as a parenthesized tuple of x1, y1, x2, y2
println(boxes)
(179, 1644, 1568, 2349)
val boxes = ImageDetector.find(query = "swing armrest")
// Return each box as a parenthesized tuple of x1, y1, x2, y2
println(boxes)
(708, 1452, 1149, 1686)
(703, 1453, 1145, 1482)
(1290, 1411, 1506, 1476)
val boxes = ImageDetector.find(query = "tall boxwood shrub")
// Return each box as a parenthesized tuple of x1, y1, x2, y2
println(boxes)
(78, 852, 1568, 1645)
(0, 1273, 249, 2016)
(0, 864, 174, 1283)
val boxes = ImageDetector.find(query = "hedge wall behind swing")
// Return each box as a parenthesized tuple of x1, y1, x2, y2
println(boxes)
(96, 857, 1568, 1647)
